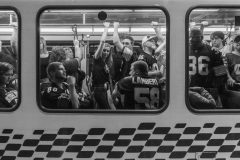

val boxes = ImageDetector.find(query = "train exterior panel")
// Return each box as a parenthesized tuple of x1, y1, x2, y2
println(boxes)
(0, 0, 240, 160)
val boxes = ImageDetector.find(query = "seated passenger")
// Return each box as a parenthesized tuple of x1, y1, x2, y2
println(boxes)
(189, 87, 216, 109)
(112, 60, 165, 110)
(49, 45, 85, 93)
(41, 62, 79, 109)
(0, 62, 18, 108)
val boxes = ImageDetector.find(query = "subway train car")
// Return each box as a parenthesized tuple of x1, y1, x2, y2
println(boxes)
(1, 0, 240, 159)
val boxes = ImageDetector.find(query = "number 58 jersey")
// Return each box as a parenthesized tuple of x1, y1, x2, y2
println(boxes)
(117, 76, 164, 110)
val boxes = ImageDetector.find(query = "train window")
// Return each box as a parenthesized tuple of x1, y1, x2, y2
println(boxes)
(187, 7, 240, 111)
(0, 8, 20, 111)
(37, 7, 169, 113)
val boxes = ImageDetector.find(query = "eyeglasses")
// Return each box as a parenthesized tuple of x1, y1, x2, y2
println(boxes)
(235, 42, 240, 46)
(122, 42, 130, 45)
(103, 49, 110, 52)
(3, 73, 13, 77)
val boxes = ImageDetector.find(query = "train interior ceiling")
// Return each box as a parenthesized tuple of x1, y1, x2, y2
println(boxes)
(0, 8, 239, 48)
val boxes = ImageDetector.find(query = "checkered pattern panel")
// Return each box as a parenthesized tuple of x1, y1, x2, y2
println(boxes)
(0, 122, 239, 159)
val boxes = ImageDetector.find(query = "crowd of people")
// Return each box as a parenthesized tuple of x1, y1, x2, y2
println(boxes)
(2, 20, 240, 110)
(0, 23, 18, 108)
(39, 21, 167, 110)
(189, 27, 240, 109)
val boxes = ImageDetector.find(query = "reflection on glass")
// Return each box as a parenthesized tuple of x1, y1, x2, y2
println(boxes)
(188, 8, 240, 110)
(0, 10, 19, 109)
(39, 9, 167, 111)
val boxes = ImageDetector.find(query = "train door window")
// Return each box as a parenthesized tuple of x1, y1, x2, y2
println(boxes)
(187, 7, 240, 112)
(0, 8, 20, 111)
(37, 7, 169, 113)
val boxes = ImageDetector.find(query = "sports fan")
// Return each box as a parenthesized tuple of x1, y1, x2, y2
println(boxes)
(189, 28, 227, 108)
(92, 22, 115, 110)
(225, 35, 240, 91)
(0, 62, 18, 108)
(40, 62, 79, 109)
(111, 22, 138, 83)
(112, 60, 164, 110)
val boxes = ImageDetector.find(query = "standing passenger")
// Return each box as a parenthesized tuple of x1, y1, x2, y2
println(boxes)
(92, 22, 115, 110)
(225, 35, 240, 91)
(40, 37, 50, 83)
(189, 28, 227, 108)
(111, 22, 138, 83)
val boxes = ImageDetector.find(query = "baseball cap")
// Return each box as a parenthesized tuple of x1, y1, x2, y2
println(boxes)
(210, 31, 224, 40)
(234, 35, 240, 43)
(142, 35, 157, 47)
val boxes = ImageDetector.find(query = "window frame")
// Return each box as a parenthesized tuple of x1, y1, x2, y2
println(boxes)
(185, 5, 240, 113)
(37, 5, 170, 113)
(0, 6, 21, 112)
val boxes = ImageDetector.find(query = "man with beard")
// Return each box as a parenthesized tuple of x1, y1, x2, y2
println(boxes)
(189, 28, 226, 108)
(225, 35, 240, 91)
(40, 62, 79, 109)
(111, 22, 138, 83)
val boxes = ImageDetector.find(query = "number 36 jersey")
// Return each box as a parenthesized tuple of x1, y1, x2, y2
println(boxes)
(117, 76, 164, 110)
(189, 44, 224, 88)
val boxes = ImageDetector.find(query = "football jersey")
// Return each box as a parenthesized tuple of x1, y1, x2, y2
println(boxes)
(111, 47, 138, 82)
(189, 44, 224, 88)
(41, 82, 72, 109)
(226, 53, 240, 82)
(138, 52, 158, 71)
(0, 86, 18, 108)
(117, 76, 163, 109)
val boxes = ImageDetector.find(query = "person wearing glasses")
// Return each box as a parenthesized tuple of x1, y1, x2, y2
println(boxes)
(225, 35, 240, 91)
(0, 62, 18, 108)
(92, 22, 115, 110)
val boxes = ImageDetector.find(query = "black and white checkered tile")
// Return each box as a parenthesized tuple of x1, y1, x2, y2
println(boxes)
(0, 122, 240, 159)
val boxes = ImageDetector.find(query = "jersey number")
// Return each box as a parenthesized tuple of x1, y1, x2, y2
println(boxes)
(189, 56, 210, 75)
(134, 87, 159, 109)
(234, 64, 240, 75)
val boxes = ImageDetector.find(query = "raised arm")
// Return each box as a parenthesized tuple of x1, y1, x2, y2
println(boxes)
(113, 22, 123, 50)
(10, 22, 18, 58)
(113, 22, 133, 61)
(151, 21, 166, 54)
(67, 76, 79, 109)
(94, 22, 110, 59)
(73, 39, 83, 67)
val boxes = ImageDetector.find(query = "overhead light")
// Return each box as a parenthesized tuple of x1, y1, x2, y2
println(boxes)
(44, 9, 133, 13)
(40, 27, 92, 33)
(133, 9, 163, 13)
(204, 28, 227, 32)
(93, 27, 129, 33)
(40, 26, 166, 34)
(0, 27, 14, 33)
(131, 27, 166, 33)
(0, 11, 16, 13)
(194, 9, 218, 12)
